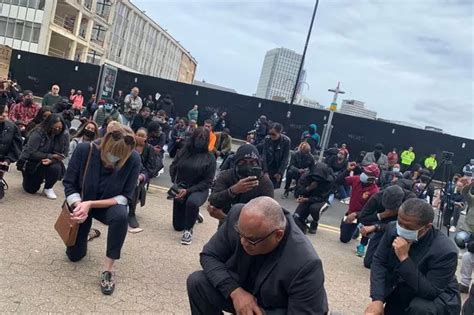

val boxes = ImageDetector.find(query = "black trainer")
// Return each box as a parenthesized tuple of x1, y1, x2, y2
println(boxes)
(197, 212, 204, 224)
(100, 271, 115, 295)
(308, 221, 318, 234)
(0, 178, 7, 200)
(128, 214, 139, 228)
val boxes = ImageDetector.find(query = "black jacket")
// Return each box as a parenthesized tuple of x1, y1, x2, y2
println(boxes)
(0, 120, 22, 162)
(131, 115, 152, 133)
(157, 96, 175, 118)
(209, 169, 274, 214)
(200, 204, 328, 314)
(169, 150, 216, 194)
(294, 162, 335, 203)
(139, 144, 163, 181)
(20, 128, 69, 162)
(326, 155, 348, 174)
(287, 151, 315, 172)
(370, 223, 460, 314)
(358, 188, 416, 231)
(261, 135, 291, 175)
(64, 143, 141, 205)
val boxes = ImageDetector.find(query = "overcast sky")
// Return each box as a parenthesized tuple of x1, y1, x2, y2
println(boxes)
(132, 0, 473, 139)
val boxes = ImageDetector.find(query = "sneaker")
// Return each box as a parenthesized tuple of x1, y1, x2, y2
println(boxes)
(461, 210, 467, 216)
(342, 198, 350, 204)
(181, 230, 193, 245)
(43, 188, 57, 200)
(128, 215, 139, 228)
(0, 178, 7, 200)
(308, 221, 318, 234)
(459, 283, 470, 294)
(197, 212, 204, 224)
(356, 244, 366, 257)
(319, 203, 330, 217)
(449, 226, 456, 233)
(100, 271, 115, 295)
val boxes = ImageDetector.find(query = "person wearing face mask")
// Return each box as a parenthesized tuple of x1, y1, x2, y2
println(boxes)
(365, 198, 461, 315)
(9, 90, 40, 134)
(169, 127, 216, 245)
(283, 142, 315, 198)
(63, 126, 140, 295)
(337, 163, 380, 254)
(0, 104, 23, 199)
(357, 184, 417, 269)
(380, 163, 403, 188)
(293, 162, 335, 234)
(300, 124, 320, 154)
(128, 128, 162, 228)
(362, 143, 389, 171)
(69, 89, 84, 116)
(131, 106, 152, 132)
(208, 144, 274, 226)
(66, 121, 99, 165)
(261, 122, 291, 189)
(93, 99, 122, 127)
(18, 114, 69, 199)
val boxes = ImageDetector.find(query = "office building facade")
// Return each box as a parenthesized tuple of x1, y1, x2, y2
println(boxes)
(255, 47, 302, 101)
(0, 0, 196, 83)
(340, 99, 377, 119)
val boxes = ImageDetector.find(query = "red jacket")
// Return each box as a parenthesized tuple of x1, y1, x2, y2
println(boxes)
(387, 151, 398, 167)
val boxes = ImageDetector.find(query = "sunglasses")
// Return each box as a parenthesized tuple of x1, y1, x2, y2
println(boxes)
(110, 130, 135, 146)
(234, 224, 278, 246)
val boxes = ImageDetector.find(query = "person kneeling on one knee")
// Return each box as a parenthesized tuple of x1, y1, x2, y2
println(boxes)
(187, 196, 329, 315)
(365, 199, 461, 315)
(63, 126, 140, 295)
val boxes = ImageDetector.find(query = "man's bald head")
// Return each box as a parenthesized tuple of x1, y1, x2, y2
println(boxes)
(241, 196, 286, 230)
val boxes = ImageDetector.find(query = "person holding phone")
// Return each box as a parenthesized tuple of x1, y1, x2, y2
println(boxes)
(19, 114, 69, 199)
(0, 103, 23, 199)
(208, 144, 274, 226)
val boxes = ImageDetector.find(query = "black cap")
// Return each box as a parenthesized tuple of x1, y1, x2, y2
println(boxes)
(382, 185, 405, 209)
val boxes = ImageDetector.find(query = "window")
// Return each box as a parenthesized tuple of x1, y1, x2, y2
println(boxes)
(0, 17, 7, 36)
(13, 20, 24, 39)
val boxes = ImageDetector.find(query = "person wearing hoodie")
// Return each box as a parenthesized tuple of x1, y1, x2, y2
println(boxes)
(157, 94, 175, 118)
(293, 162, 335, 234)
(261, 122, 291, 189)
(362, 143, 389, 170)
(254, 115, 270, 146)
(208, 144, 274, 225)
(301, 124, 320, 154)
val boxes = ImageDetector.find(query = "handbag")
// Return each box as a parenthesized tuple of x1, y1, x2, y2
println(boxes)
(54, 143, 93, 246)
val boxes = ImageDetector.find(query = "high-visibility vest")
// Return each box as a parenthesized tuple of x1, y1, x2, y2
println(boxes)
(425, 157, 437, 170)
(400, 150, 415, 165)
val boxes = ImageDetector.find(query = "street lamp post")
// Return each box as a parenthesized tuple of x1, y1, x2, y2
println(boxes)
(318, 82, 345, 162)
(287, 0, 319, 118)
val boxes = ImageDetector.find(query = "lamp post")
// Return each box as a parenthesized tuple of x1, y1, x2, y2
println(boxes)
(318, 82, 345, 162)
(287, 0, 319, 118)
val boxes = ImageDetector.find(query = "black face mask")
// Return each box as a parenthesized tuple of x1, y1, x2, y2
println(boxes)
(194, 138, 208, 152)
(83, 129, 95, 140)
(236, 164, 262, 179)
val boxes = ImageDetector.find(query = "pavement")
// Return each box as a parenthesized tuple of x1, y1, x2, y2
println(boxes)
(0, 156, 469, 313)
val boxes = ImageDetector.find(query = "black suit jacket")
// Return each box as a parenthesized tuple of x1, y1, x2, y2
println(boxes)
(200, 204, 328, 314)
(370, 222, 461, 314)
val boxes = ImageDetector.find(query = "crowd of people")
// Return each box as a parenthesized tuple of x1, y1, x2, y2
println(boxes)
(1, 79, 474, 314)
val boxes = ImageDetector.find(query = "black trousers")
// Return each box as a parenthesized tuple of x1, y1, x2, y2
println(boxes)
(295, 201, 324, 223)
(187, 271, 235, 315)
(172, 190, 208, 231)
(363, 231, 384, 269)
(284, 167, 301, 190)
(268, 169, 282, 189)
(443, 206, 462, 227)
(385, 296, 447, 315)
(22, 162, 62, 193)
(66, 204, 128, 261)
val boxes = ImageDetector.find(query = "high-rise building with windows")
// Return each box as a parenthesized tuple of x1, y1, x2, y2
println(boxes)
(0, 0, 197, 83)
(255, 47, 302, 101)
(339, 99, 377, 119)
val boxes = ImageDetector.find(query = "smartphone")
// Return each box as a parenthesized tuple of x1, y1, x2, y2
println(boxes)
(248, 167, 262, 178)
(0, 164, 9, 172)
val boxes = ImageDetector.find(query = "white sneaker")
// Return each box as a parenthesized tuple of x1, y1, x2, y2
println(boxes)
(449, 226, 456, 233)
(43, 188, 57, 200)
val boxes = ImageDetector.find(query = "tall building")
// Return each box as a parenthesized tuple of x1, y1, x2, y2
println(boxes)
(255, 47, 302, 101)
(296, 94, 324, 109)
(339, 99, 377, 119)
(0, 0, 197, 83)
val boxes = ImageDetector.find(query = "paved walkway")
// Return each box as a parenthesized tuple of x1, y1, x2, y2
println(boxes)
(3, 167, 460, 314)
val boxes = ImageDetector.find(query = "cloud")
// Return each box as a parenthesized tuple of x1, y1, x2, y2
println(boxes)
(132, 0, 473, 139)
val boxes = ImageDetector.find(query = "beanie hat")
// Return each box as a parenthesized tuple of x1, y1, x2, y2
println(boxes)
(363, 163, 381, 178)
(234, 144, 260, 165)
(382, 185, 405, 209)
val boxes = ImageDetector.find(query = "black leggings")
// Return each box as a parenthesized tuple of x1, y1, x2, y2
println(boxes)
(66, 204, 128, 261)
(295, 201, 324, 223)
(173, 190, 208, 231)
(22, 162, 62, 193)
(284, 167, 301, 190)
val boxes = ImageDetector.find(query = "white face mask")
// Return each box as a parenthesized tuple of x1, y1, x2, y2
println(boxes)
(396, 221, 422, 242)
(106, 153, 120, 163)
(393, 168, 400, 173)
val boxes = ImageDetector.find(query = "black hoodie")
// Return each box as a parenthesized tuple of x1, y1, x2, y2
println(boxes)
(209, 144, 274, 213)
